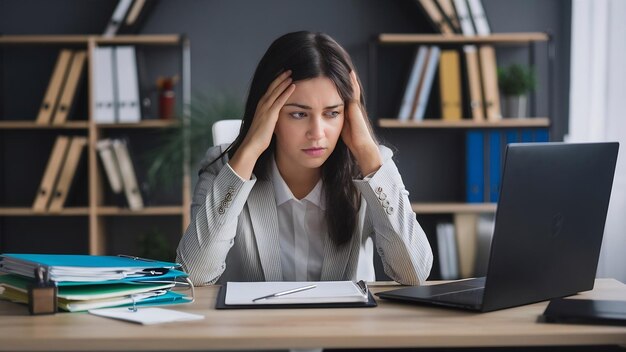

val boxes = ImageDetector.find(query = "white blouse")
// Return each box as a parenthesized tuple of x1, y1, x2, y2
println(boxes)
(270, 159, 325, 281)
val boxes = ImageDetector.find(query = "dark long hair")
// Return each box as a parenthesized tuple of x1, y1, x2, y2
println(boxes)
(214, 31, 378, 247)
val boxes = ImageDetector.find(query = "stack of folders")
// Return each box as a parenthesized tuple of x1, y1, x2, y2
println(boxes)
(93, 45, 141, 124)
(36, 49, 87, 125)
(33, 136, 88, 213)
(96, 138, 144, 210)
(0, 254, 192, 312)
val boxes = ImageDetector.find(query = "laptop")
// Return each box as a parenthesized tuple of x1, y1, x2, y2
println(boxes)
(376, 142, 619, 312)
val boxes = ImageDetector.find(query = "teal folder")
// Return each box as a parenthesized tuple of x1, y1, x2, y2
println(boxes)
(0, 254, 182, 283)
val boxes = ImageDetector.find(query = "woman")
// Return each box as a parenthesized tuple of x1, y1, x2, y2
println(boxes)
(177, 31, 432, 286)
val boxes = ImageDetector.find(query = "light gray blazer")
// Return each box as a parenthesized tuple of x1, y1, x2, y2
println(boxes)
(177, 144, 433, 286)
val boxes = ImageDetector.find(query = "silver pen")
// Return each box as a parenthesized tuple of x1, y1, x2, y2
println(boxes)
(252, 284, 317, 302)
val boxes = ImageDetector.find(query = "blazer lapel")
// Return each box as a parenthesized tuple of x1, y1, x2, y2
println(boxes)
(248, 180, 283, 281)
(320, 229, 355, 281)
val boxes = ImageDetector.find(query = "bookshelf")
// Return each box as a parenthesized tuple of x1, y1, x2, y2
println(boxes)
(369, 31, 552, 279)
(0, 35, 191, 255)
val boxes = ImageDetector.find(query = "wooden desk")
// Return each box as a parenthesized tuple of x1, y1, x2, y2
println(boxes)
(1, 279, 625, 351)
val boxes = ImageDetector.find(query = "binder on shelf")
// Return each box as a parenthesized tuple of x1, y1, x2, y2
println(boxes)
(114, 46, 141, 123)
(52, 51, 87, 125)
(466, 130, 484, 203)
(487, 130, 501, 202)
(436, 222, 458, 280)
(439, 49, 463, 121)
(93, 46, 116, 124)
(112, 139, 144, 210)
(479, 46, 501, 120)
(464, 46, 485, 121)
(453, 213, 478, 278)
(398, 46, 428, 121)
(453, 0, 475, 36)
(412, 46, 440, 121)
(32, 136, 71, 213)
(48, 136, 88, 213)
(437, 0, 461, 33)
(417, 0, 454, 35)
(36, 50, 73, 125)
(96, 139, 124, 194)
(467, 0, 491, 35)
(103, 0, 133, 37)
(521, 128, 533, 143)
(534, 129, 549, 142)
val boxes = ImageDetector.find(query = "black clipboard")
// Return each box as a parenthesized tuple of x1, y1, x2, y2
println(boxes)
(542, 298, 626, 326)
(215, 285, 378, 309)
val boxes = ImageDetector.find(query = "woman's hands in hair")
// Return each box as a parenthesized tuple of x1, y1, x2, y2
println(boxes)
(229, 70, 296, 180)
(342, 70, 382, 176)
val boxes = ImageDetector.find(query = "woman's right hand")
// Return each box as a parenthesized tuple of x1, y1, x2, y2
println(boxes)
(229, 70, 295, 179)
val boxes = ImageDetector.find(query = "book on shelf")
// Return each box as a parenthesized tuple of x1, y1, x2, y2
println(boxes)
(111, 138, 144, 210)
(439, 49, 463, 121)
(479, 46, 502, 121)
(48, 136, 88, 212)
(467, 0, 491, 35)
(453, 0, 475, 36)
(103, 0, 134, 37)
(52, 50, 87, 125)
(96, 139, 124, 194)
(417, 0, 455, 35)
(36, 50, 73, 125)
(398, 46, 428, 121)
(412, 46, 441, 121)
(32, 136, 71, 213)
(454, 213, 478, 278)
(437, 0, 461, 33)
(463, 46, 485, 121)
(436, 222, 459, 280)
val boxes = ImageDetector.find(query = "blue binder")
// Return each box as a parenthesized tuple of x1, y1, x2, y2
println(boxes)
(488, 131, 502, 202)
(466, 130, 484, 203)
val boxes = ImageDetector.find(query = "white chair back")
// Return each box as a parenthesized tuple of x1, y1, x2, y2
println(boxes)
(212, 119, 242, 146)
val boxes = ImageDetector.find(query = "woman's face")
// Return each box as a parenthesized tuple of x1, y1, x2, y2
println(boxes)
(274, 76, 344, 176)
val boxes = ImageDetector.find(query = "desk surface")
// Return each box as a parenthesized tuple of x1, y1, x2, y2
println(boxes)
(1, 279, 626, 351)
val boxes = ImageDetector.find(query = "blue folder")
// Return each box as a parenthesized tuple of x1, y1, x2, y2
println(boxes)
(466, 130, 484, 203)
(0, 254, 184, 284)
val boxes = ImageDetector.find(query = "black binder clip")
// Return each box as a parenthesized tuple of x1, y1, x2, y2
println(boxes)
(27, 265, 57, 315)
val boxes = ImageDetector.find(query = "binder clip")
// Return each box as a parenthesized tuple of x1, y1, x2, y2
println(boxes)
(27, 265, 57, 315)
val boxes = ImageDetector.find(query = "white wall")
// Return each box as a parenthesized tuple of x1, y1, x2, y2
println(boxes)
(568, 0, 626, 283)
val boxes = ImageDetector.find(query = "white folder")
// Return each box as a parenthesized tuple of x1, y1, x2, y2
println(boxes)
(93, 47, 116, 124)
(114, 46, 141, 123)
(453, 0, 476, 36)
(111, 139, 144, 210)
(467, 0, 491, 35)
(103, 0, 133, 37)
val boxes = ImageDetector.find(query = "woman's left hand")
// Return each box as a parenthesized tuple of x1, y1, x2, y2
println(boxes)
(342, 70, 382, 175)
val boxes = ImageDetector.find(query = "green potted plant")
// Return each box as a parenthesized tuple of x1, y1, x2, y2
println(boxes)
(144, 90, 243, 190)
(497, 64, 536, 118)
